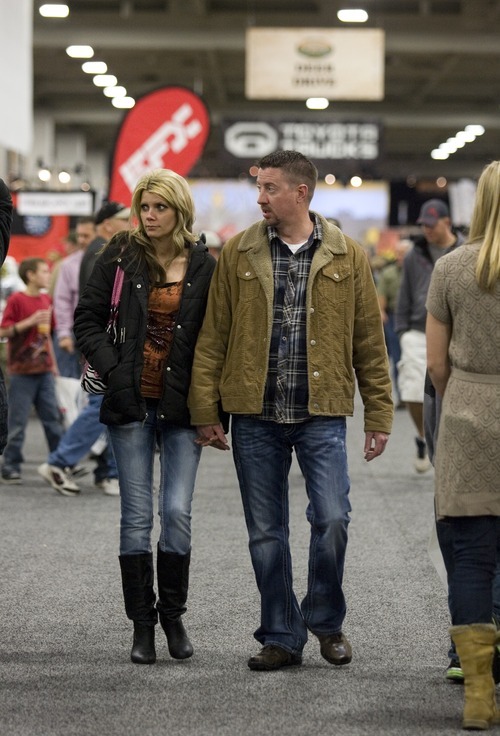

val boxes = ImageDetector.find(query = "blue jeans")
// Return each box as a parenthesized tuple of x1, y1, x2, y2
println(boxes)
(447, 516, 500, 625)
(108, 408, 202, 556)
(48, 393, 117, 482)
(231, 415, 351, 655)
(384, 312, 401, 401)
(53, 334, 82, 379)
(3, 373, 64, 473)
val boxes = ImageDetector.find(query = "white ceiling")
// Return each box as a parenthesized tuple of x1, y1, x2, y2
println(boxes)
(33, 0, 500, 183)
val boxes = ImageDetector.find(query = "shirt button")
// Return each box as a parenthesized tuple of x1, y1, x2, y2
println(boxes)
(166, 366, 171, 371)
(137, 284, 141, 289)
(245, 271, 251, 276)
(177, 324, 182, 329)
(282, 336, 287, 342)
(313, 370, 320, 377)
(333, 273, 339, 279)
(160, 414, 165, 419)
(310, 307, 315, 313)
(310, 340, 316, 346)
(313, 403, 319, 410)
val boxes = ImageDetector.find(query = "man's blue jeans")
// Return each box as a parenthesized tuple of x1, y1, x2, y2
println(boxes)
(231, 415, 351, 655)
(48, 393, 117, 482)
(108, 408, 202, 557)
(3, 373, 64, 474)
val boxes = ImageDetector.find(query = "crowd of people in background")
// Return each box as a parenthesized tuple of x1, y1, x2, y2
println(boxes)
(1, 155, 500, 731)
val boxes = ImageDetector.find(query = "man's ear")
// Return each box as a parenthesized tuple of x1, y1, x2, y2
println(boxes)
(297, 184, 309, 203)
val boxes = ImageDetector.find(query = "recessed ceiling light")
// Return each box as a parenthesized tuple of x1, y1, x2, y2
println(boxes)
(82, 61, 108, 74)
(40, 4, 69, 18)
(112, 97, 136, 109)
(103, 86, 127, 98)
(306, 97, 329, 110)
(431, 149, 449, 160)
(66, 45, 94, 59)
(93, 75, 118, 88)
(337, 9, 368, 23)
(465, 124, 485, 136)
(350, 176, 363, 187)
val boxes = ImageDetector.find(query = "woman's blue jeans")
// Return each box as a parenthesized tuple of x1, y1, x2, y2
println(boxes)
(108, 410, 201, 557)
(231, 415, 351, 655)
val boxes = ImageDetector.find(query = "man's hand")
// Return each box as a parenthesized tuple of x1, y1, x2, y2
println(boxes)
(195, 423, 230, 451)
(364, 431, 389, 462)
(58, 336, 74, 354)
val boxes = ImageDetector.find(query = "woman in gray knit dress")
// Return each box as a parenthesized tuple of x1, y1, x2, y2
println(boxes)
(426, 160, 500, 731)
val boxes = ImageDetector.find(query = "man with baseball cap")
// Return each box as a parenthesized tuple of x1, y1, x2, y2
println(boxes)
(79, 201, 130, 292)
(395, 198, 464, 472)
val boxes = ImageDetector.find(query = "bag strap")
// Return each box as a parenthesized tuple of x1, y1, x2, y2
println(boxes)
(110, 266, 124, 308)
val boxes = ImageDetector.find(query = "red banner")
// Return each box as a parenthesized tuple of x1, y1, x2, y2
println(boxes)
(109, 87, 210, 204)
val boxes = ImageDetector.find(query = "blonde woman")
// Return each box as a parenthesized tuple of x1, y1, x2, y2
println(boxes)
(74, 170, 216, 665)
(426, 160, 500, 730)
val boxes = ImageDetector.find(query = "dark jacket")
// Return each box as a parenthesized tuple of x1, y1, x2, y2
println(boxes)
(394, 232, 464, 335)
(73, 233, 216, 427)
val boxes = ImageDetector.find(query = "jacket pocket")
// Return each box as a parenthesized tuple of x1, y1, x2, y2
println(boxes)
(236, 264, 261, 301)
(317, 264, 351, 304)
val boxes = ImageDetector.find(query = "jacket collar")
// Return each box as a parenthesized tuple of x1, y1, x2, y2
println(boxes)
(237, 212, 347, 256)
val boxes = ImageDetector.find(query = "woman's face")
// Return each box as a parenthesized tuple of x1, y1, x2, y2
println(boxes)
(139, 190, 177, 243)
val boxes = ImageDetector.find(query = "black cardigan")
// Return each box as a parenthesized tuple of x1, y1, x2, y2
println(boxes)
(74, 233, 216, 427)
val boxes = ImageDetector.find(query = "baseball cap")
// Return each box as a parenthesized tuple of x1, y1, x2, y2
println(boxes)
(417, 199, 449, 227)
(95, 201, 130, 225)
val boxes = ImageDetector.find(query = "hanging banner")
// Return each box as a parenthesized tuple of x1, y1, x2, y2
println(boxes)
(109, 87, 210, 204)
(222, 119, 381, 162)
(246, 28, 384, 101)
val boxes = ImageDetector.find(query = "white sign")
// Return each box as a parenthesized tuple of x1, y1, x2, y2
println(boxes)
(17, 191, 94, 216)
(223, 120, 380, 161)
(246, 28, 384, 101)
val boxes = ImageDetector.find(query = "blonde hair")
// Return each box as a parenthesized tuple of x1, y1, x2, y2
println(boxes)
(129, 168, 197, 283)
(471, 161, 500, 291)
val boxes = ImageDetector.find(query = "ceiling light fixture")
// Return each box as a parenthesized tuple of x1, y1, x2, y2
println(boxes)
(337, 9, 368, 23)
(58, 170, 71, 184)
(103, 86, 127, 98)
(350, 176, 363, 187)
(465, 124, 485, 136)
(306, 97, 329, 110)
(111, 97, 136, 109)
(39, 4, 69, 18)
(431, 149, 449, 160)
(93, 75, 118, 88)
(66, 45, 94, 59)
(82, 61, 108, 74)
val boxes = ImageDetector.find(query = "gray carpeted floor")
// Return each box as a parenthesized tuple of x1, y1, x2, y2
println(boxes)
(0, 397, 468, 735)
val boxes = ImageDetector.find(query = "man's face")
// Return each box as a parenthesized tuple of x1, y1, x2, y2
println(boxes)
(256, 167, 299, 230)
(421, 217, 451, 247)
(76, 222, 96, 249)
(108, 217, 130, 236)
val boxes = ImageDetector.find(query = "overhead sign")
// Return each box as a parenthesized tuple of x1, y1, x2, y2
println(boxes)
(223, 120, 381, 162)
(16, 191, 94, 216)
(109, 86, 210, 204)
(246, 28, 384, 101)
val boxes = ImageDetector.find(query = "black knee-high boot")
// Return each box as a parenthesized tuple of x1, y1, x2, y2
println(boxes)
(119, 553, 157, 664)
(156, 544, 193, 659)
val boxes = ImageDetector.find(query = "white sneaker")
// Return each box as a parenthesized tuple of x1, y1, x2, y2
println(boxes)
(96, 478, 120, 496)
(414, 437, 431, 473)
(38, 462, 81, 496)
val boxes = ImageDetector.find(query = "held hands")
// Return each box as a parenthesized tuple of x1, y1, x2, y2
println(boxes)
(195, 424, 230, 451)
(364, 431, 389, 462)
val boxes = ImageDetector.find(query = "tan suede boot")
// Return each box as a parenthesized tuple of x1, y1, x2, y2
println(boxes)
(450, 624, 499, 730)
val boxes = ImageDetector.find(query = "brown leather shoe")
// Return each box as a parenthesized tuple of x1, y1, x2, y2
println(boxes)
(248, 644, 302, 671)
(317, 632, 352, 665)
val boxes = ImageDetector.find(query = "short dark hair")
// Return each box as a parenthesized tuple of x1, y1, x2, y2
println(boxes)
(257, 150, 318, 202)
(18, 257, 46, 284)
